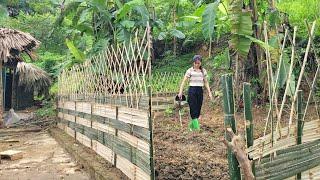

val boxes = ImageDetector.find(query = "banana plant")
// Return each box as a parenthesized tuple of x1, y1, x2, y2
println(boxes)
(229, 0, 253, 57)
(202, 1, 219, 57)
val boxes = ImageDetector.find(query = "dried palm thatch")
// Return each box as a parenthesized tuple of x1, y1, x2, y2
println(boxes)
(16, 62, 51, 94)
(0, 28, 40, 63)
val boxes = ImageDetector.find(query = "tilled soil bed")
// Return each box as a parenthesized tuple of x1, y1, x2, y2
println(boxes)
(154, 102, 230, 179)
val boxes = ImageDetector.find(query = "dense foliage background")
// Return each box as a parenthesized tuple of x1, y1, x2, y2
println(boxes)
(0, 0, 319, 102)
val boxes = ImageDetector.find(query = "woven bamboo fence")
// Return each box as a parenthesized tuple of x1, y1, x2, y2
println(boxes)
(222, 21, 320, 180)
(151, 72, 184, 111)
(57, 27, 155, 180)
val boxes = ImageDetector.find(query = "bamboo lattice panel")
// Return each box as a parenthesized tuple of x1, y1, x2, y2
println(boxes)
(58, 27, 151, 110)
(57, 27, 153, 180)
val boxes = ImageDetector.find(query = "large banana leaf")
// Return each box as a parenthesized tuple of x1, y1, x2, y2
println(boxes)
(116, 0, 144, 21)
(65, 39, 85, 62)
(170, 29, 185, 39)
(202, 1, 219, 40)
(229, 0, 253, 56)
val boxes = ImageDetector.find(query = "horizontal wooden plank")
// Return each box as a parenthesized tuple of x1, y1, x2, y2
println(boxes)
(76, 132, 91, 148)
(63, 113, 76, 123)
(76, 101, 92, 114)
(76, 116, 91, 128)
(92, 140, 115, 165)
(152, 104, 172, 111)
(65, 127, 75, 138)
(116, 155, 150, 180)
(92, 121, 116, 135)
(118, 110, 149, 129)
(92, 103, 116, 119)
(118, 131, 150, 155)
(58, 108, 150, 142)
(71, 122, 151, 174)
(64, 101, 76, 110)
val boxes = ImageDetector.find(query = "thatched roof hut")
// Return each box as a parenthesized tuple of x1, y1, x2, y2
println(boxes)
(0, 28, 41, 126)
(0, 28, 40, 65)
(16, 62, 51, 93)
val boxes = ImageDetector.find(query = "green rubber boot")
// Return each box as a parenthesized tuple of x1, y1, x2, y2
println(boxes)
(192, 118, 200, 130)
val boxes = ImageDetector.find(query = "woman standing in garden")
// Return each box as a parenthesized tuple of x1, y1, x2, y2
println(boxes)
(178, 55, 212, 131)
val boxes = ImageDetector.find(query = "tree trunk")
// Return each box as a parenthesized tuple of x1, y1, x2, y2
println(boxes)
(249, 0, 260, 78)
(173, 3, 177, 56)
(223, 128, 255, 180)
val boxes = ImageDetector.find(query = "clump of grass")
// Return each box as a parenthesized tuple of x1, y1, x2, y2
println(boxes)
(35, 100, 56, 118)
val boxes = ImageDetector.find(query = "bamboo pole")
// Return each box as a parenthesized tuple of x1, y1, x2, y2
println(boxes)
(221, 74, 241, 180)
(244, 83, 254, 147)
(296, 90, 303, 180)
(287, 21, 316, 136)
(263, 21, 274, 146)
(243, 82, 255, 175)
(264, 29, 288, 136)
(302, 21, 320, 121)
(276, 26, 297, 137)
(148, 86, 155, 180)
(0, 63, 3, 128)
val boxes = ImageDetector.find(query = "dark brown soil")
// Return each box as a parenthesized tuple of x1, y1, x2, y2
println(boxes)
(154, 99, 230, 179)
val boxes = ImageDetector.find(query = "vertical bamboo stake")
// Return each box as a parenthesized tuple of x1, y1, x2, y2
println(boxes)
(221, 74, 241, 180)
(276, 26, 297, 137)
(243, 83, 253, 147)
(243, 82, 255, 175)
(296, 90, 303, 180)
(148, 86, 155, 180)
(0, 63, 3, 127)
(114, 106, 119, 167)
(147, 22, 155, 180)
(288, 21, 316, 136)
(263, 21, 274, 146)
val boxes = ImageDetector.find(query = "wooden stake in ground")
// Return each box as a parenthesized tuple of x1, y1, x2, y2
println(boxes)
(223, 128, 255, 180)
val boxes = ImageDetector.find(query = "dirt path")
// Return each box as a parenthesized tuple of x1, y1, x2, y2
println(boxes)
(0, 129, 90, 180)
(154, 101, 230, 179)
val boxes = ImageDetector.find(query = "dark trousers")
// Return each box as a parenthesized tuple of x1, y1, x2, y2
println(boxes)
(188, 86, 203, 119)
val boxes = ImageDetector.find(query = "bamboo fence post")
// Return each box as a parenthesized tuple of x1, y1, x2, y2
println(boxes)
(114, 106, 119, 167)
(221, 74, 241, 180)
(0, 64, 3, 127)
(243, 83, 254, 147)
(296, 90, 303, 180)
(243, 82, 255, 175)
(148, 86, 155, 180)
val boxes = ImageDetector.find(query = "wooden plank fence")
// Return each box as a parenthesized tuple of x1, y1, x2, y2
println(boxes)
(57, 98, 153, 180)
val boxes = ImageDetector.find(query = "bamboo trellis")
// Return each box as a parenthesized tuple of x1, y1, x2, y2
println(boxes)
(58, 28, 151, 110)
(57, 26, 155, 180)
(241, 21, 320, 179)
